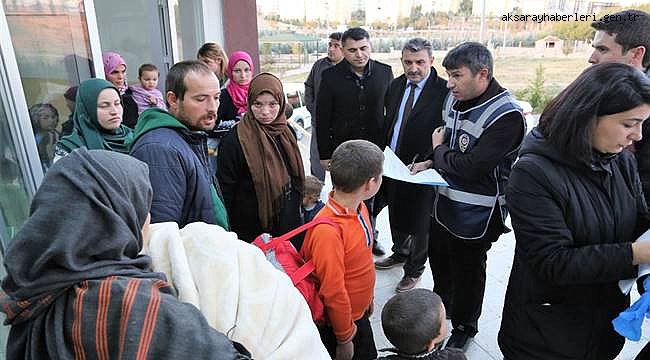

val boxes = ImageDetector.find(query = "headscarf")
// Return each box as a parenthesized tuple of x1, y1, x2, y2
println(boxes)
(226, 51, 254, 116)
(237, 73, 304, 230)
(102, 51, 128, 95)
(1, 149, 159, 321)
(56, 78, 133, 154)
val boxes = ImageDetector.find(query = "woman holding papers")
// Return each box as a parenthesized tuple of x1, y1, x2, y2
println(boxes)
(498, 63, 650, 359)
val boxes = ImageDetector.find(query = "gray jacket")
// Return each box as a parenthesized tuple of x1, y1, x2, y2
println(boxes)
(304, 57, 337, 116)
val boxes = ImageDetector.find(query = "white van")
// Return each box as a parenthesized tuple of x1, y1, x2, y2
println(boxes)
(283, 82, 312, 140)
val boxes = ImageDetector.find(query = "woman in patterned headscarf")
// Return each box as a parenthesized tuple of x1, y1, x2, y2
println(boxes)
(54, 78, 133, 160)
(102, 51, 139, 128)
(0, 148, 251, 359)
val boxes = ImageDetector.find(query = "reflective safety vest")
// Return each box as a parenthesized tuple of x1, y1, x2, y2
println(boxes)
(434, 90, 524, 239)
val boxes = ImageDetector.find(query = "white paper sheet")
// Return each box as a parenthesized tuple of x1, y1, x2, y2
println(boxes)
(619, 228, 650, 294)
(382, 147, 448, 187)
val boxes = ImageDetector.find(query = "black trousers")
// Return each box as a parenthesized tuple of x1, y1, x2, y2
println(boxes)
(318, 313, 377, 360)
(389, 228, 429, 278)
(428, 214, 501, 336)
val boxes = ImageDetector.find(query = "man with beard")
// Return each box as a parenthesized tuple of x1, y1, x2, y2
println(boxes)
(375, 38, 448, 293)
(305, 32, 344, 181)
(130, 60, 229, 229)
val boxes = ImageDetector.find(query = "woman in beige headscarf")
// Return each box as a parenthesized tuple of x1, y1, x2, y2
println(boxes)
(217, 73, 305, 248)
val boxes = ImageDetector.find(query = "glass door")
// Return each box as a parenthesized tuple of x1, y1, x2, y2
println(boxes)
(2, 0, 95, 173)
(94, 0, 174, 89)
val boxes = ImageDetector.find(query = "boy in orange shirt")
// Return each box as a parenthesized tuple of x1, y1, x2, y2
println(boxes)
(301, 139, 384, 360)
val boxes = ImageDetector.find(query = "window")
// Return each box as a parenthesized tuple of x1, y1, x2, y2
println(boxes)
(2, 0, 94, 172)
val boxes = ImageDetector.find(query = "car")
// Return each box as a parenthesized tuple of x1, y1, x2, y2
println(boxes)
(283, 82, 312, 140)
(514, 99, 537, 133)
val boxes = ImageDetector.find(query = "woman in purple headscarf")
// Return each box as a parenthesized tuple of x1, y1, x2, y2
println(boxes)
(102, 51, 139, 128)
(217, 51, 254, 123)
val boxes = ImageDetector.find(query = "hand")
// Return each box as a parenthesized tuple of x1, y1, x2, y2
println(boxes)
(431, 126, 445, 149)
(320, 159, 330, 172)
(410, 160, 433, 175)
(367, 300, 374, 317)
(336, 341, 354, 360)
(148, 95, 158, 105)
(632, 242, 650, 265)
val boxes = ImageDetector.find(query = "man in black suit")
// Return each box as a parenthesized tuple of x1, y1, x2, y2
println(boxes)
(316, 27, 393, 256)
(374, 38, 448, 292)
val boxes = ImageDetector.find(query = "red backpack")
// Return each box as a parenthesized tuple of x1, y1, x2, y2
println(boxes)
(252, 217, 339, 324)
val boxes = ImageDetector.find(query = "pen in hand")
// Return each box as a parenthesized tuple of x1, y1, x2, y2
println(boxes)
(408, 153, 419, 171)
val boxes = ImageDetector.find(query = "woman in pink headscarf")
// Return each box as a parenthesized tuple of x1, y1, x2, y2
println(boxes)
(217, 51, 254, 122)
(102, 52, 139, 128)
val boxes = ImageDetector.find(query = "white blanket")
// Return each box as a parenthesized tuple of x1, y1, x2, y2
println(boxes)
(146, 222, 330, 360)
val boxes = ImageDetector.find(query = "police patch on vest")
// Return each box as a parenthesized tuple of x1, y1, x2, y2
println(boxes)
(458, 133, 470, 152)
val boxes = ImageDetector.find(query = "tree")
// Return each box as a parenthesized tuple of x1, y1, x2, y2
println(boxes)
(351, 9, 365, 23)
(527, 64, 551, 113)
(458, 0, 472, 19)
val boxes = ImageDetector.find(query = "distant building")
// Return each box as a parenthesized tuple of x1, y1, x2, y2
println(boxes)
(547, 0, 619, 14)
(535, 35, 565, 56)
(366, 0, 399, 25)
(303, 0, 351, 25)
(472, 0, 546, 17)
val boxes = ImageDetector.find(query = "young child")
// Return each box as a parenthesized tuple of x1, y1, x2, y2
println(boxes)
(300, 139, 384, 360)
(29, 103, 60, 170)
(379, 289, 467, 360)
(302, 175, 325, 223)
(131, 63, 167, 114)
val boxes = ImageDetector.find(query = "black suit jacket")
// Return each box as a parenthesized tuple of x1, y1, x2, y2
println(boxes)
(316, 58, 393, 159)
(383, 68, 448, 233)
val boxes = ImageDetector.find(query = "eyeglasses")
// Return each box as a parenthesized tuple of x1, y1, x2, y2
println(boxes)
(252, 101, 280, 110)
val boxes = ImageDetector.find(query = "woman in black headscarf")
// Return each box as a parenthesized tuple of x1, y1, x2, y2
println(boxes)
(0, 148, 250, 359)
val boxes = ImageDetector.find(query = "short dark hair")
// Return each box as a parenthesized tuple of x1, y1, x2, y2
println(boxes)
(381, 289, 443, 355)
(342, 27, 369, 45)
(329, 32, 342, 41)
(304, 175, 324, 197)
(330, 140, 383, 193)
(403, 37, 433, 57)
(442, 42, 493, 80)
(165, 60, 214, 101)
(538, 62, 650, 164)
(591, 10, 650, 68)
(138, 63, 159, 78)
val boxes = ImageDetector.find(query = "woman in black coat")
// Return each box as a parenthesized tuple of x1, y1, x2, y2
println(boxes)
(217, 73, 304, 247)
(498, 63, 650, 360)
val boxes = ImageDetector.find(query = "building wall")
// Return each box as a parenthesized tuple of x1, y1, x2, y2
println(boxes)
(223, 0, 260, 71)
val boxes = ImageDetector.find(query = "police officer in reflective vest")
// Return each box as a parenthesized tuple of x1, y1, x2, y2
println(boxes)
(411, 42, 525, 351)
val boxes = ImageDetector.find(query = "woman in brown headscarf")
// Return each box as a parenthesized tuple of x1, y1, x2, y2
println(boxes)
(217, 73, 305, 248)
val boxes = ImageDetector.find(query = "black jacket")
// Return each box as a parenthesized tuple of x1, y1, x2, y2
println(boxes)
(635, 69, 650, 205)
(121, 87, 139, 128)
(383, 69, 447, 233)
(217, 125, 303, 245)
(218, 88, 239, 123)
(498, 128, 649, 360)
(316, 58, 393, 159)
